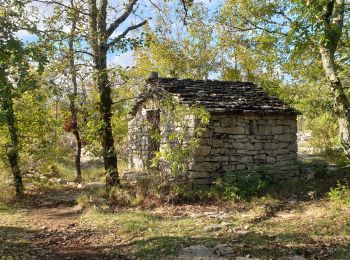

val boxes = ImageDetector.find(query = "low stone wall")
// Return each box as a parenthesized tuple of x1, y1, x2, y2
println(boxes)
(188, 113, 299, 187)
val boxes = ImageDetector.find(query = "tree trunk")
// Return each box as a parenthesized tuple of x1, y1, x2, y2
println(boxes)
(319, 45, 350, 158)
(89, 0, 119, 189)
(0, 73, 24, 195)
(318, 0, 350, 158)
(68, 2, 82, 182)
(96, 50, 120, 188)
(87, 0, 146, 190)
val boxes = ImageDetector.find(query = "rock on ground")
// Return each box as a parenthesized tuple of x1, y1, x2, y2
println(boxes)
(175, 245, 232, 260)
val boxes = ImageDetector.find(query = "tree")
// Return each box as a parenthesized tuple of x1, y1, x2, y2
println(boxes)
(67, 0, 83, 181)
(0, 1, 45, 195)
(87, 0, 147, 189)
(217, 0, 350, 157)
(311, 0, 350, 157)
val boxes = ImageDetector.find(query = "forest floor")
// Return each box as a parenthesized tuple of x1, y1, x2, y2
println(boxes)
(1, 156, 350, 259)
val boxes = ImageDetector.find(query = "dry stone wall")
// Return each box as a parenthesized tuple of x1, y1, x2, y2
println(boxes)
(128, 108, 152, 170)
(128, 106, 299, 188)
(188, 113, 299, 188)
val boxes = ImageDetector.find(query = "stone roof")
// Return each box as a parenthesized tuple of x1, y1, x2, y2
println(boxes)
(131, 77, 298, 115)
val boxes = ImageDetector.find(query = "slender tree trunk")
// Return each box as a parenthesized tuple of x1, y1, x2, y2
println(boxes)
(96, 56, 119, 188)
(87, 0, 146, 190)
(5, 97, 23, 196)
(89, 0, 119, 189)
(68, 2, 82, 182)
(0, 69, 23, 195)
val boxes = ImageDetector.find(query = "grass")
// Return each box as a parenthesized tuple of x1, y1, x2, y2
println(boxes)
(76, 198, 350, 259)
(56, 157, 128, 183)
(2, 154, 350, 259)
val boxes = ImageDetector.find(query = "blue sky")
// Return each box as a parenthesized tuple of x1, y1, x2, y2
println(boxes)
(107, 0, 222, 67)
(17, 0, 222, 68)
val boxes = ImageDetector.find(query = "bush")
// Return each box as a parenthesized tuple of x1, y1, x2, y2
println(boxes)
(171, 168, 271, 203)
(107, 169, 272, 206)
(328, 182, 350, 205)
(209, 169, 271, 201)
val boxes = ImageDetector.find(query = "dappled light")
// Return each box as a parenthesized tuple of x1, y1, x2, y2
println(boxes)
(1, 0, 350, 259)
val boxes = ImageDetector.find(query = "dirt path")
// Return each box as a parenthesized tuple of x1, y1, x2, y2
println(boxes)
(2, 189, 120, 260)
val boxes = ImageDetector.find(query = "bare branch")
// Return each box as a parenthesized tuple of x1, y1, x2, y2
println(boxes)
(106, 0, 138, 37)
(33, 0, 89, 15)
(107, 20, 147, 47)
(76, 50, 94, 57)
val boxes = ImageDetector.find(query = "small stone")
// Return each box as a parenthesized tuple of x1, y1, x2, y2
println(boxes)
(57, 178, 67, 184)
(288, 256, 307, 260)
(204, 224, 222, 232)
(213, 244, 234, 256)
(77, 184, 83, 189)
(95, 197, 107, 206)
(85, 182, 104, 190)
(236, 256, 260, 260)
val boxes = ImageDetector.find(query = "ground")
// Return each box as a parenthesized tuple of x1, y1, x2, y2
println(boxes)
(1, 153, 350, 259)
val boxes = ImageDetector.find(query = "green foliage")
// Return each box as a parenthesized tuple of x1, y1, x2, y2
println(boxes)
(151, 95, 210, 178)
(328, 182, 350, 205)
(171, 169, 271, 202)
(308, 113, 339, 151)
(211, 170, 271, 200)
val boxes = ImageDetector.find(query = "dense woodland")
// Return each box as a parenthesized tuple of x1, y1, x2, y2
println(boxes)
(1, 0, 350, 259)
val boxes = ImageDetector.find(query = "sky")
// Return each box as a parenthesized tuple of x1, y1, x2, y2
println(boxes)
(107, 0, 222, 68)
(17, 0, 222, 69)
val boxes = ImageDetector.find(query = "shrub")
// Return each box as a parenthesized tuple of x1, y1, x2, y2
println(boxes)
(328, 182, 350, 205)
(171, 168, 271, 203)
(209, 169, 271, 201)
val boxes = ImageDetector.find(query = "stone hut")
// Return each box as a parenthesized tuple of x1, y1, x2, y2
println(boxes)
(128, 73, 299, 188)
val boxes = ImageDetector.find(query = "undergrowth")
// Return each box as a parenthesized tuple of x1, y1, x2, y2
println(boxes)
(328, 181, 350, 205)
(107, 169, 272, 207)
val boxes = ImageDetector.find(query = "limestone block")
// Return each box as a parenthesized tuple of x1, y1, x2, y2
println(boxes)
(211, 148, 230, 155)
(211, 155, 229, 162)
(234, 142, 246, 150)
(271, 126, 284, 135)
(195, 145, 212, 157)
(273, 148, 290, 155)
(253, 154, 266, 161)
(275, 134, 297, 142)
(253, 142, 263, 150)
(276, 153, 297, 163)
(193, 156, 207, 162)
(229, 156, 239, 162)
(236, 164, 247, 170)
(189, 171, 209, 179)
(213, 139, 224, 147)
(222, 164, 236, 172)
(239, 156, 253, 164)
(266, 156, 276, 164)
(214, 127, 227, 134)
(288, 143, 298, 152)
(229, 134, 246, 139)
(227, 126, 245, 135)
(258, 125, 272, 135)
(237, 150, 258, 155)
(221, 117, 235, 127)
